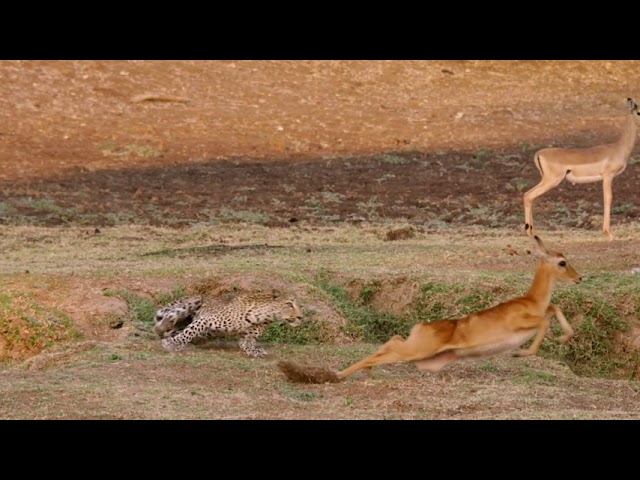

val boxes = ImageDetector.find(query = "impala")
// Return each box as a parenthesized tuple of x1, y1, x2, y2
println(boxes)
(524, 97, 640, 241)
(278, 236, 581, 383)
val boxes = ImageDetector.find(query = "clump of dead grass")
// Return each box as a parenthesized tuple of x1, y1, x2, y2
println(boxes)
(277, 360, 341, 384)
(384, 225, 416, 241)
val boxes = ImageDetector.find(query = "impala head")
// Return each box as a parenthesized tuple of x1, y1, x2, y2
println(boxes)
(532, 236, 581, 284)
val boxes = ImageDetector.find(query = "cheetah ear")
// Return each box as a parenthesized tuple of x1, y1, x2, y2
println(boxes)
(271, 288, 281, 299)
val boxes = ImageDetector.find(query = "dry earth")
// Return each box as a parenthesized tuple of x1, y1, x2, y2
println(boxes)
(1, 61, 640, 419)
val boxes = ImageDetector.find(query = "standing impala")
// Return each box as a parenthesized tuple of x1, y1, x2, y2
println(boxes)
(524, 97, 640, 241)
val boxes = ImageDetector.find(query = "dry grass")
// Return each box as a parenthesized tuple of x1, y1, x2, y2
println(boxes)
(1, 223, 640, 419)
(1, 342, 639, 420)
(2, 223, 639, 280)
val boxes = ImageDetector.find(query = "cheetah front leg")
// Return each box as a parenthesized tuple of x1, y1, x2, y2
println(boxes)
(161, 319, 207, 352)
(238, 324, 269, 358)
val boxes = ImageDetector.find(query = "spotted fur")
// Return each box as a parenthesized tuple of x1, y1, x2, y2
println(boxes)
(156, 291, 303, 357)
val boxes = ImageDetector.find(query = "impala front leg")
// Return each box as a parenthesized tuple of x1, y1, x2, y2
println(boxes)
(546, 303, 573, 343)
(512, 316, 549, 357)
(602, 175, 614, 241)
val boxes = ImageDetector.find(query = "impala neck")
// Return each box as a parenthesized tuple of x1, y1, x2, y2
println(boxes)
(616, 114, 638, 161)
(524, 261, 556, 310)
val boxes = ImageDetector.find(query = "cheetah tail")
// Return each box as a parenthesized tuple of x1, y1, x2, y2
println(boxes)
(277, 360, 342, 384)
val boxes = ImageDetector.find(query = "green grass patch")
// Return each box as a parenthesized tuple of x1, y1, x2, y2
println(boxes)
(105, 286, 187, 326)
(514, 363, 556, 386)
(0, 291, 79, 362)
(313, 272, 415, 342)
(540, 286, 638, 378)
(261, 310, 329, 345)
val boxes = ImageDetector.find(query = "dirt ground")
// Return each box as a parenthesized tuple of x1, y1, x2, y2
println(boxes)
(1, 60, 640, 231)
(2, 343, 640, 420)
(2, 60, 640, 420)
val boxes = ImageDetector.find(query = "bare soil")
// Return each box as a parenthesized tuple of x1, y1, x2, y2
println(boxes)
(1, 61, 640, 231)
(2, 61, 640, 420)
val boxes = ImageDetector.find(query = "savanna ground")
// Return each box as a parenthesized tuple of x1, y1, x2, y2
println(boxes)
(1, 60, 640, 420)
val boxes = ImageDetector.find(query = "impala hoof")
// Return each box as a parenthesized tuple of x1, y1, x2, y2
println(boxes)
(524, 223, 534, 237)
(512, 350, 533, 358)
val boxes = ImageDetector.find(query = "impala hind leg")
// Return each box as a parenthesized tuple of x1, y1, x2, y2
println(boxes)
(337, 335, 408, 379)
(523, 176, 564, 237)
(337, 322, 451, 379)
(602, 175, 614, 241)
(414, 351, 458, 372)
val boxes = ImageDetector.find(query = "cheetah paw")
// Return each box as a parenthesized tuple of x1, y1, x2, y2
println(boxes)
(161, 339, 185, 352)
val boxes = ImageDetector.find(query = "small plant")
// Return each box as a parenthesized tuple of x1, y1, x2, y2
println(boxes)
(464, 204, 502, 227)
(217, 208, 270, 225)
(506, 178, 530, 192)
(377, 154, 409, 165)
(360, 280, 382, 304)
(303, 198, 323, 210)
(514, 364, 556, 386)
(474, 149, 493, 161)
(520, 143, 541, 153)
(321, 191, 344, 203)
(611, 203, 635, 214)
(356, 196, 383, 220)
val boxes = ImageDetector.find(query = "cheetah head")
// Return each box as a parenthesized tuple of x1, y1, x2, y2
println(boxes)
(153, 307, 185, 338)
(283, 298, 303, 327)
(267, 288, 302, 327)
(153, 296, 202, 338)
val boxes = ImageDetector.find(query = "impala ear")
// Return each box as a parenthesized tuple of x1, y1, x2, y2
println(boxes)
(627, 98, 637, 111)
(531, 235, 551, 259)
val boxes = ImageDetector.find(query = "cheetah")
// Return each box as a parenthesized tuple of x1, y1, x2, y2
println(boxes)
(155, 290, 303, 357)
